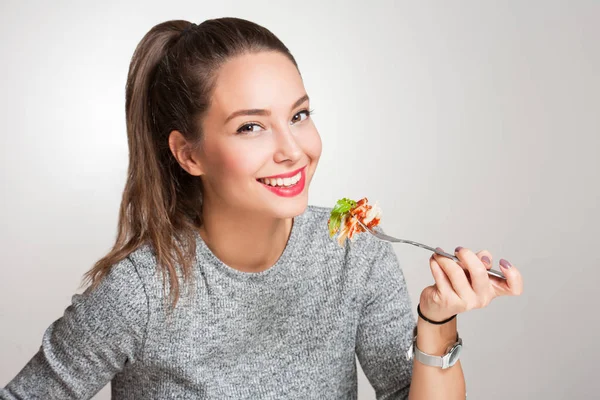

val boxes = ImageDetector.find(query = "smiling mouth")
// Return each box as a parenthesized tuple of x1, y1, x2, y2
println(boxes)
(257, 170, 302, 187)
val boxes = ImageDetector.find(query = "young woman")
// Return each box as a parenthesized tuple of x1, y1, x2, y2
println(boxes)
(1, 18, 523, 399)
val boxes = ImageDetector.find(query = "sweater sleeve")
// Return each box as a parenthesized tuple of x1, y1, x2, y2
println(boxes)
(0, 256, 149, 400)
(355, 238, 417, 400)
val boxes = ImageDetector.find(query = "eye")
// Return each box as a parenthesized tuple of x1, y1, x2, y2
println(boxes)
(291, 109, 313, 125)
(236, 123, 263, 135)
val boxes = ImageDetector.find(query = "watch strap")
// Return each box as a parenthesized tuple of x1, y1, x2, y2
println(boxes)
(413, 344, 445, 367)
(406, 330, 462, 369)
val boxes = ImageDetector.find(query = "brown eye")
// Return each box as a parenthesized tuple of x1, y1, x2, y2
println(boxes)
(291, 109, 311, 124)
(236, 123, 262, 134)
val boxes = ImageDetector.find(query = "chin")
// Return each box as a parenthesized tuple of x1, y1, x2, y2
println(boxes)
(270, 195, 309, 219)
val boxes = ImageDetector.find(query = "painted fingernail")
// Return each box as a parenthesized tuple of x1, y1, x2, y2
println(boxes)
(499, 259, 512, 269)
(435, 247, 444, 252)
(455, 246, 463, 253)
(481, 256, 491, 265)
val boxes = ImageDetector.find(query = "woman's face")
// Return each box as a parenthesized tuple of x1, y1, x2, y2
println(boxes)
(197, 51, 322, 219)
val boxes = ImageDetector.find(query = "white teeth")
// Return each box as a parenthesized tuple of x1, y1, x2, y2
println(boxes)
(260, 171, 303, 187)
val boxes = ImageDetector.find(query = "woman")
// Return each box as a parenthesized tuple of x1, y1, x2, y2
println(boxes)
(0, 18, 523, 399)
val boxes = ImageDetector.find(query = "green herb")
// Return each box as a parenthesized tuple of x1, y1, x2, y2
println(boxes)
(328, 198, 357, 237)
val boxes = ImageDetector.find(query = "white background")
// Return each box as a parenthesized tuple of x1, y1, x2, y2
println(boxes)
(1, 1, 599, 399)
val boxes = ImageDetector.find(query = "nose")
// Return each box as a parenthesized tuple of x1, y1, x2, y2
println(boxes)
(273, 126, 302, 164)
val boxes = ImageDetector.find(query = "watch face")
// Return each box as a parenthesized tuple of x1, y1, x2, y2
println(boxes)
(448, 344, 463, 366)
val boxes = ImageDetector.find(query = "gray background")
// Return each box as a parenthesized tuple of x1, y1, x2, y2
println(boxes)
(1, 1, 599, 399)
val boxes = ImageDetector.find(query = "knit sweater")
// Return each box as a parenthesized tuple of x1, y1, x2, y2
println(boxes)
(1, 205, 416, 399)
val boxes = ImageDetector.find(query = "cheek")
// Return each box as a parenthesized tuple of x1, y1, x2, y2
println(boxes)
(210, 141, 267, 179)
(301, 128, 322, 161)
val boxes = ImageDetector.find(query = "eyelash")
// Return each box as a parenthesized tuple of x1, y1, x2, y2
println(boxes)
(236, 108, 315, 135)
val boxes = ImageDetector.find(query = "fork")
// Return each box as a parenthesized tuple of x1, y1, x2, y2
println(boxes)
(356, 220, 507, 280)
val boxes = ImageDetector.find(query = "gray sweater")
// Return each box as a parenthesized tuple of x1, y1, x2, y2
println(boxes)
(1, 205, 416, 399)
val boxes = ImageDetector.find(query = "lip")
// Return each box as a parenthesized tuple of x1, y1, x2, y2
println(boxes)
(258, 166, 307, 198)
(258, 165, 306, 180)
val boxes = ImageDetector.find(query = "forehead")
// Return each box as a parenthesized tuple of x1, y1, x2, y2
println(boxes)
(210, 51, 305, 117)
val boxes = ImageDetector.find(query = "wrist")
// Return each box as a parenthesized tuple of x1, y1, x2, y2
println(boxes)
(415, 315, 458, 356)
(418, 293, 458, 322)
(417, 303, 456, 325)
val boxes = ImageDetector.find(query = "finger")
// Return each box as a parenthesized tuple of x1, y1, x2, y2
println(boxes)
(489, 276, 512, 294)
(433, 249, 475, 302)
(476, 250, 493, 270)
(497, 258, 523, 296)
(429, 255, 453, 294)
(455, 247, 491, 298)
(437, 247, 473, 284)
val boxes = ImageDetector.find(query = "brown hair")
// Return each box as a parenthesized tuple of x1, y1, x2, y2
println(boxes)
(80, 18, 299, 310)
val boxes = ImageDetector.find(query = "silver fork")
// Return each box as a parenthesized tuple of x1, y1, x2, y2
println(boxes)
(356, 220, 507, 280)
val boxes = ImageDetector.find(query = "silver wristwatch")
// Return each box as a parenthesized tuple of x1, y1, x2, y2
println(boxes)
(406, 327, 463, 369)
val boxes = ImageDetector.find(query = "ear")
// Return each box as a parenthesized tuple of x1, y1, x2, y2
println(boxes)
(168, 130, 204, 176)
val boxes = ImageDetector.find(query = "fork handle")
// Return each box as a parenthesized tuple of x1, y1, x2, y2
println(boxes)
(432, 248, 507, 280)
(407, 241, 507, 280)
(356, 220, 508, 280)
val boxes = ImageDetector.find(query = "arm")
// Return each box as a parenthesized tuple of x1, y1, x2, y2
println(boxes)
(355, 234, 522, 400)
(409, 246, 523, 399)
(354, 238, 467, 400)
(408, 317, 465, 399)
(0, 256, 149, 400)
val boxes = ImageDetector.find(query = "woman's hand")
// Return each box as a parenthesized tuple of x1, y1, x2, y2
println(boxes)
(419, 247, 524, 321)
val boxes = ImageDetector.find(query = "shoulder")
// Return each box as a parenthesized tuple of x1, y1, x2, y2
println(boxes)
(81, 254, 149, 317)
(298, 205, 408, 306)
(298, 204, 396, 269)
(301, 204, 332, 225)
(64, 254, 151, 347)
(94, 243, 162, 300)
(294, 205, 336, 252)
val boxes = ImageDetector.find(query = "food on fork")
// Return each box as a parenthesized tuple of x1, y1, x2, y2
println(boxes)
(328, 197, 382, 246)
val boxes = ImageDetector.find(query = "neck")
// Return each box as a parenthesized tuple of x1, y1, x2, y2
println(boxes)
(199, 202, 293, 273)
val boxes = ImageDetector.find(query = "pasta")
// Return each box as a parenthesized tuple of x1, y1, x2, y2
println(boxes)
(328, 197, 381, 246)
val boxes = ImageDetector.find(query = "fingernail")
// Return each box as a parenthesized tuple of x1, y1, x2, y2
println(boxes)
(455, 246, 463, 253)
(481, 256, 491, 265)
(499, 259, 512, 269)
(435, 247, 444, 252)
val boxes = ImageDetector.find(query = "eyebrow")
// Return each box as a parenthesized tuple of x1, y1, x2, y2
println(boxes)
(224, 94, 310, 124)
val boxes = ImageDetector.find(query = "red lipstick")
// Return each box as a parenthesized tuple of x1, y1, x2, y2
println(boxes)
(257, 166, 306, 198)
(259, 166, 305, 180)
